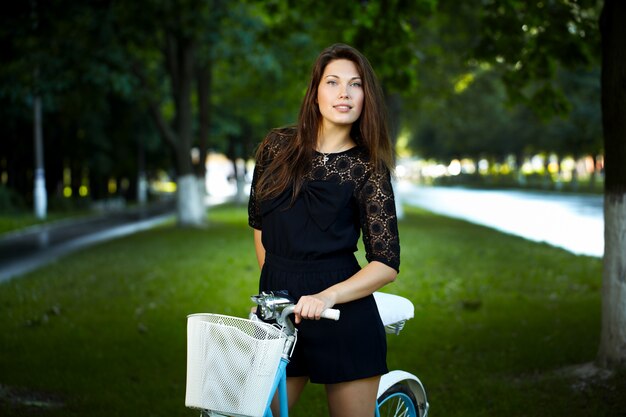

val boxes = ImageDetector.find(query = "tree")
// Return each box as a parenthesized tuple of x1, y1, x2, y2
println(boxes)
(598, 0, 626, 369)
(109, 0, 234, 226)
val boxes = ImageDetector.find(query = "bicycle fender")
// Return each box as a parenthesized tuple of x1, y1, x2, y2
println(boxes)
(377, 370, 429, 411)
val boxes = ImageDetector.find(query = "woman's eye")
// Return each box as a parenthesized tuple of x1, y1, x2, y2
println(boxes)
(327, 80, 337, 85)
(351, 82, 362, 88)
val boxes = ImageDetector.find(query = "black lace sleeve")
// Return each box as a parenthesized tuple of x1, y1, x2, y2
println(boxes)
(356, 167, 400, 272)
(248, 130, 287, 229)
(248, 156, 264, 230)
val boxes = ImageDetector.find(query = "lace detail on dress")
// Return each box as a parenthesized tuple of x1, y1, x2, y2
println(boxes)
(307, 151, 400, 272)
(248, 133, 400, 272)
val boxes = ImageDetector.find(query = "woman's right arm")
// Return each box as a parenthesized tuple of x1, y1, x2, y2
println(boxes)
(253, 228, 265, 269)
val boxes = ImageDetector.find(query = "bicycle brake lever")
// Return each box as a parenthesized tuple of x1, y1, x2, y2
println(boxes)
(251, 291, 295, 320)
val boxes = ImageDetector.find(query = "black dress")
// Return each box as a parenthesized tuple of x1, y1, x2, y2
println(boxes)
(248, 130, 400, 384)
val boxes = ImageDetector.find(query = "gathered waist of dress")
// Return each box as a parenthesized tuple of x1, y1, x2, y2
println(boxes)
(264, 252, 360, 273)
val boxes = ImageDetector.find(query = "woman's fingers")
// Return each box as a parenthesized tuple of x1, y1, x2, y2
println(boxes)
(294, 295, 331, 321)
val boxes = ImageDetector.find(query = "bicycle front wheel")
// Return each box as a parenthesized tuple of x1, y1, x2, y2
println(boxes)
(376, 383, 419, 417)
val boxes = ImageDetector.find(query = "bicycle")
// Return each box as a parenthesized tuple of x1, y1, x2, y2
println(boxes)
(185, 291, 429, 417)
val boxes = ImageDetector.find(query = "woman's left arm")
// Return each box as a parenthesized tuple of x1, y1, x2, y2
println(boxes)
(327, 260, 398, 303)
(293, 261, 396, 323)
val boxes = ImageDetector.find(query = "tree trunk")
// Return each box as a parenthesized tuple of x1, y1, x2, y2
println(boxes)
(33, 94, 47, 219)
(590, 154, 599, 190)
(177, 174, 205, 225)
(515, 152, 527, 186)
(172, 37, 194, 178)
(597, 0, 626, 369)
(197, 63, 211, 180)
(166, 34, 205, 226)
(554, 154, 563, 191)
(137, 136, 147, 205)
(194, 63, 211, 213)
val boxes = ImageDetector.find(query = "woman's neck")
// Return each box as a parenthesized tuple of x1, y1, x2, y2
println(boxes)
(316, 124, 353, 153)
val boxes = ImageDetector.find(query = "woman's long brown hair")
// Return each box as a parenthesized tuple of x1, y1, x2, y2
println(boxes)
(255, 43, 393, 202)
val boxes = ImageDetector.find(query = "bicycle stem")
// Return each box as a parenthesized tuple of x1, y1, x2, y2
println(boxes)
(278, 305, 296, 336)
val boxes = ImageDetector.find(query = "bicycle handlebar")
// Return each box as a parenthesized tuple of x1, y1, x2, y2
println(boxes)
(281, 305, 341, 321)
(320, 308, 341, 321)
(252, 292, 341, 329)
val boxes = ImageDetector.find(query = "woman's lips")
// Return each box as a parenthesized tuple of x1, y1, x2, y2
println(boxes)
(333, 104, 352, 112)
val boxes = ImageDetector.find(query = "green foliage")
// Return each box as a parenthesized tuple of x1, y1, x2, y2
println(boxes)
(0, 204, 622, 417)
(265, 0, 436, 94)
(0, 186, 25, 213)
(404, 0, 603, 163)
(210, 2, 320, 151)
(0, 0, 607, 204)
(547, 67, 603, 156)
(409, 70, 542, 160)
(473, 0, 601, 118)
(0, 1, 170, 201)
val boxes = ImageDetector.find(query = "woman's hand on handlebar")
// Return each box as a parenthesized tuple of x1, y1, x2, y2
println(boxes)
(293, 292, 336, 324)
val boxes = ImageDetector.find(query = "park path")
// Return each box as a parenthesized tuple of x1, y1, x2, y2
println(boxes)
(396, 181, 604, 258)
(0, 200, 176, 283)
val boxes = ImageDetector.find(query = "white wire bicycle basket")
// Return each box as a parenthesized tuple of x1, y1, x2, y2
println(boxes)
(185, 313, 288, 417)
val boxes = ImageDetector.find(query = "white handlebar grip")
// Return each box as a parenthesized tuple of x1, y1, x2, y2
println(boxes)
(321, 309, 340, 321)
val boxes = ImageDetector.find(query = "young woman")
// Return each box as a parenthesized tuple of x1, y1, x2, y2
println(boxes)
(248, 43, 400, 417)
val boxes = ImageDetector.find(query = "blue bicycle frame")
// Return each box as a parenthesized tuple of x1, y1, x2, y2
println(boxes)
(264, 357, 289, 417)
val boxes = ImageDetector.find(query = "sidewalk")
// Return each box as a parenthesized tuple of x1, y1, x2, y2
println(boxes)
(0, 199, 176, 283)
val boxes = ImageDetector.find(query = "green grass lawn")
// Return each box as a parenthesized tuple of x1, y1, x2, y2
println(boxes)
(0, 204, 623, 417)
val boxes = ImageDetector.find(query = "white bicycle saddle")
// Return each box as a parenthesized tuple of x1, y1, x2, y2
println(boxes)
(373, 292, 414, 335)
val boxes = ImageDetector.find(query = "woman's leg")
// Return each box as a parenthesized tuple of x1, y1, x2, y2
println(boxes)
(325, 375, 381, 417)
(271, 376, 308, 417)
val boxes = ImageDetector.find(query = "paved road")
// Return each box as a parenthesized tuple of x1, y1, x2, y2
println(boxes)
(0, 200, 176, 283)
(397, 181, 604, 258)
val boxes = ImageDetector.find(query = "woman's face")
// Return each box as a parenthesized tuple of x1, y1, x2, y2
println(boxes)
(317, 59, 364, 130)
